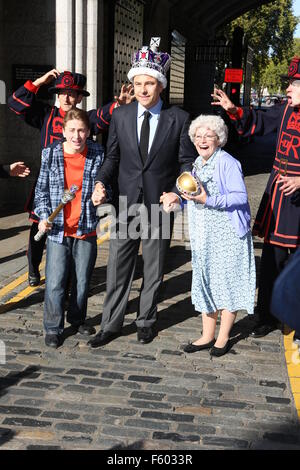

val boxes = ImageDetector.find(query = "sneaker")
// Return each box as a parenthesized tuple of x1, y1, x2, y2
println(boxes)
(28, 273, 40, 287)
(249, 323, 277, 338)
(45, 334, 60, 349)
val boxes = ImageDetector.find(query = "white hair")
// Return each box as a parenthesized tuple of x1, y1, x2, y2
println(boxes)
(189, 114, 228, 147)
(127, 67, 167, 89)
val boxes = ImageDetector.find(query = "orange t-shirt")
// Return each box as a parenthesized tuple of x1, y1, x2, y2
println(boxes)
(63, 145, 96, 238)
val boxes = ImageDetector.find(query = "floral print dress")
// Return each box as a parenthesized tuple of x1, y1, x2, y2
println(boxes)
(187, 150, 256, 314)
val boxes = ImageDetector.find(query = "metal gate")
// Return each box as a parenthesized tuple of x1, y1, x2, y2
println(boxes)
(243, 46, 253, 106)
(113, 0, 144, 96)
(187, 40, 232, 87)
(169, 30, 186, 106)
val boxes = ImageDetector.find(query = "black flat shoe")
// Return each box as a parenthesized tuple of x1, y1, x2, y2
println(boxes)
(88, 330, 120, 348)
(210, 340, 230, 357)
(183, 338, 215, 353)
(137, 326, 155, 344)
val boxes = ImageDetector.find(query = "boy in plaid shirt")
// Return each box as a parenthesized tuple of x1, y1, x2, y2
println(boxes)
(34, 108, 103, 348)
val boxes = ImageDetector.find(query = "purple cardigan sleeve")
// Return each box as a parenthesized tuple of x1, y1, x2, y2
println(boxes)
(205, 156, 248, 210)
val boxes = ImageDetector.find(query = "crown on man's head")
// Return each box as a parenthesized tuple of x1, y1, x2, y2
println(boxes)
(127, 38, 171, 89)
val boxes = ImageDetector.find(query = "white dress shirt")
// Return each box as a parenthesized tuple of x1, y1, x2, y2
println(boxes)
(137, 99, 163, 153)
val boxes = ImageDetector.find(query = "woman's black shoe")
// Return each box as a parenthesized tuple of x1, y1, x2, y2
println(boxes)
(183, 338, 215, 353)
(210, 340, 230, 357)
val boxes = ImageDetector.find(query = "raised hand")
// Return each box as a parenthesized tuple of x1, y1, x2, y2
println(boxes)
(33, 69, 60, 88)
(9, 162, 30, 178)
(114, 84, 135, 106)
(211, 87, 238, 114)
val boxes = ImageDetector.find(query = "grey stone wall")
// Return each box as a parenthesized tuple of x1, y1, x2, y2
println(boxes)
(0, 0, 56, 211)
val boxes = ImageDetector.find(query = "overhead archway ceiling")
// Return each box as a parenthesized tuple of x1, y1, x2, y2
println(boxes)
(169, 0, 274, 40)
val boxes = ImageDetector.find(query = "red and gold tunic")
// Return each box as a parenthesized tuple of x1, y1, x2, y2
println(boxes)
(228, 103, 300, 248)
(8, 80, 116, 221)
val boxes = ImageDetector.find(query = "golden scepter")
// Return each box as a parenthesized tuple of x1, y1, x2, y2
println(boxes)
(34, 184, 79, 241)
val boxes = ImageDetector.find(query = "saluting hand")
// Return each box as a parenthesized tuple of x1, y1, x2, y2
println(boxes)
(33, 69, 60, 88)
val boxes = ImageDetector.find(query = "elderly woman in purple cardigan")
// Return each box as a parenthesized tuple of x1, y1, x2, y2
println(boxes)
(182, 115, 256, 357)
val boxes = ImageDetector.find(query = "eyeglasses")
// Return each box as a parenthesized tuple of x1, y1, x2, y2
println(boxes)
(195, 133, 217, 141)
(288, 79, 300, 88)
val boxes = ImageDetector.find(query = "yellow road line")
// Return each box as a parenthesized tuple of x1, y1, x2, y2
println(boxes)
(0, 278, 46, 314)
(283, 326, 300, 419)
(0, 221, 110, 300)
(0, 231, 110, 314)
(0, 260, 46, 300)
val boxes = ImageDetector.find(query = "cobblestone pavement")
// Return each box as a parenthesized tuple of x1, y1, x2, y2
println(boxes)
(0, 135, 300, 450)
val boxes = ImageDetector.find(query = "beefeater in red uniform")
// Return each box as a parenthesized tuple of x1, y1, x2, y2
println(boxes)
(211, 57, 300, 338)
(8, 69, 133, 287)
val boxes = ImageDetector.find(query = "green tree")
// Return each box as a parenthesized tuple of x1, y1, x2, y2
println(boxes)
(218, 0, 298, 102)
(294, 37, 300, 55)
(261, 59, 288, 95)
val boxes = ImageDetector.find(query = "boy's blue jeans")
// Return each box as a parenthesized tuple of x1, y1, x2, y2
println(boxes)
(43, 236, 97, 335)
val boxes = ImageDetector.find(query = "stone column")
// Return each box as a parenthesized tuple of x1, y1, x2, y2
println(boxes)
(0, 0, 5, 105)
(55, 0, 98, 110)
(75, 0, 85, 75)
(86, 0, 98, 110)
(56, 0, 74, 71)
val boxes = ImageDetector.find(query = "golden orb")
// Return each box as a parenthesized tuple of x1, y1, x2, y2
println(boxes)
(176, 172, 199, 194)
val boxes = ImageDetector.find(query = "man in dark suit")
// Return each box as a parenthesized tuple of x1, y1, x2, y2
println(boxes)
(89, 38, 197, 348)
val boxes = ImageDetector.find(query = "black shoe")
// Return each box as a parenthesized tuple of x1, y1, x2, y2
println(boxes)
(137, 326, 155, 344)
(183, 338, 215, 353)
(210, 340, 230, 357)
(249, 323, 277, 338)
(293, 332, 300, 345)
(45, 334, 60, 349)
(28, 273, 40, 287)
(88, 330, 120, 348)
(72, 323, 96, 336)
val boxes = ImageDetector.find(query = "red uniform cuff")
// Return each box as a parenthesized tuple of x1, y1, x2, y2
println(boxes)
(24, 80, 39, 94)
(227, 107, 243, 121)
(109, 101, 118, 115)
